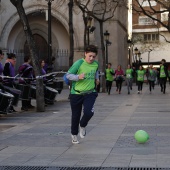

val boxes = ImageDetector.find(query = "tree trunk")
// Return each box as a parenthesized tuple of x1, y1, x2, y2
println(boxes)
(83, 13, 87, 49)
(68, 0, 74, 67)
(10, 0, 45, 112)
(99, 21, 106, 92)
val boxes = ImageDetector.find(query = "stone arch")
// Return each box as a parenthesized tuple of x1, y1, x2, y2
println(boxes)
(0, 4, 79, 49)
(12, 23, 58, 51)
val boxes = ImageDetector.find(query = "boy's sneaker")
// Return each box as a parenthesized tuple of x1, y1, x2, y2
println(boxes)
(71, 135, 79, 144)
(79, 126, 86, 138)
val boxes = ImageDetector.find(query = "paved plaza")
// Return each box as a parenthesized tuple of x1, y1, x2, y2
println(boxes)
(0, 84, 170, 168)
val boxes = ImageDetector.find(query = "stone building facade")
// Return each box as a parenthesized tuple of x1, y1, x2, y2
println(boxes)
(0, 0, 129, 72)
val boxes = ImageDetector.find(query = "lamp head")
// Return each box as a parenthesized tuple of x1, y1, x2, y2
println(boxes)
(134, 47, 139, 55)
(104, 30, 110, 41)
(86, 16, 93, 28)
(90, 26, 96, 33)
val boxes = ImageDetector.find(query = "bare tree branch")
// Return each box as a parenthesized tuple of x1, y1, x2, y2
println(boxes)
(133, 0, 170, 32)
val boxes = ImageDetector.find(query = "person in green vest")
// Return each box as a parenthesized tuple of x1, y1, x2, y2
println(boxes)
(66, 45, 99, 144)
(136, 65, 146, 94)
(159, 59, 168, 94)
(168, 69, 170, 85)
(147, 64, 157, 93)
(105, 63, 114, 95)
(125, 64, 134, 94)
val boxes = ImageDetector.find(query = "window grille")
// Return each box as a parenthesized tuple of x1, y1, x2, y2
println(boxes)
(144, 33, 159, 42)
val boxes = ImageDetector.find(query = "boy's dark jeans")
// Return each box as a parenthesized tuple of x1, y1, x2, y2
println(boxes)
(70, 92, 98, 135)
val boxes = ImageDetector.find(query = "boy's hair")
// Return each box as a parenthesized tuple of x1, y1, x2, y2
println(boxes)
(161, 59, 166, 62)
(0, 50, 3, 55)
(7, 53, 16, 59)
(85, 45, 98, 55)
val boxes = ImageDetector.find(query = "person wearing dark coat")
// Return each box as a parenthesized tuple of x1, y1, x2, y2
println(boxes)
(3, 53, 17, 112)
(18, 56, 34, 111)
(0, 50, 4, 87)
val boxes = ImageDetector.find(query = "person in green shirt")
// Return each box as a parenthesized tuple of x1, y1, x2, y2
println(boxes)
(125, 64, 134, 94)
(66, 45, 99, 144)
(168, 70, 170, 85)
(136, 65, 146, 94)
(105, 63, 114, 95)
(159, 59, 168, 94)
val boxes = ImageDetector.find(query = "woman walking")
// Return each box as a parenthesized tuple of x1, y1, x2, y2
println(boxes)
(115, 65, 124, 94)
(147, 64, 157, 93)
(125, 64, 134, 94)
(136, 65, 145, 94)
(105, 63, 114, 95)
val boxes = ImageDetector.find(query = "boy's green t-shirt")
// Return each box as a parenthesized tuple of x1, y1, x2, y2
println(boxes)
(126, 69, 133, 79)
(105, 68, 114, 81)
(137, 70, 145, 81)
(68, 58, 98, 94)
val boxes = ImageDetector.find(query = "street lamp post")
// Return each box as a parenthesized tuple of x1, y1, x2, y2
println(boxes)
(134, 47, 139, 69)
(86, 16, 95, 45)
(104, 30, 111, 65)
(134, 47, 140, 85)
(127, 39, 133, 65)
(138, 51, 141, 64)
(148, 49, 152, 67)
(46, 0, 54, 69)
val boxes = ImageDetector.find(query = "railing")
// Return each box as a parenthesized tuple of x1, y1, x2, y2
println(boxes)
(7, 49, 70, 73)
(54, 49, 69, 71)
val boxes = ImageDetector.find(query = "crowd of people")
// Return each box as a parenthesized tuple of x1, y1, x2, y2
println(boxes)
(105, 59, 169, 95)
(0, 50, 57, 114)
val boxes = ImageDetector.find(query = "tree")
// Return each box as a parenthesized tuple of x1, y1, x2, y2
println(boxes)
(132, 0, 170, 42)
(68, 0, 74, 67)
(74, 0, 126, 92)
(10, 0, 45, 112)
(53, 0, 75, 67)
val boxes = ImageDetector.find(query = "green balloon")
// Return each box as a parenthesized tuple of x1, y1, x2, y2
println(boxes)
(134, 130, 149, 143)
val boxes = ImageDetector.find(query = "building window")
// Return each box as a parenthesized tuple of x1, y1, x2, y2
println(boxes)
(144, 33, 159, 42)
(139, 16, 157, 25)
(139, 0, 157, 6)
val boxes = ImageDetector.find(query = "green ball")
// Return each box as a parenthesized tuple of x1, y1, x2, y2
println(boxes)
(134, 130, 149, 143)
